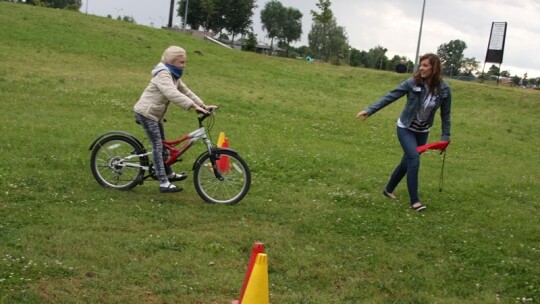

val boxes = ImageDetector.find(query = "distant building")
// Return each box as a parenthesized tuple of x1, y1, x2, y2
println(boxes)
(214, 38, 283, 55)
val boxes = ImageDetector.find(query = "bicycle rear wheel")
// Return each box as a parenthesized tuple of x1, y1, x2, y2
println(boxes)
(193, 150, 251, 205)
(90, 135, 145, 190)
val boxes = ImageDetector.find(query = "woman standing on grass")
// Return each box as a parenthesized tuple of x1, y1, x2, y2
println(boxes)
(356, 53, 451, 211)
(134, 46, 216, 193)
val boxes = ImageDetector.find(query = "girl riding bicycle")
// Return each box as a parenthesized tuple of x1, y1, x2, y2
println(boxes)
(134, 46, 217, 193)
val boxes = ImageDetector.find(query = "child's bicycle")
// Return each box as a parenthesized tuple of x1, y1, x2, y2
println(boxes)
(88, 108, 251, 205)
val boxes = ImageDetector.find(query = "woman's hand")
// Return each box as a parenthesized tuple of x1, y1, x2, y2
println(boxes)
(356, 110, 369, 120)
(205, 105, 218, 111)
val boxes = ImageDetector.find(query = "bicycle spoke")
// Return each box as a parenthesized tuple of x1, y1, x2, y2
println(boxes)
(194, 151, 251, 205)
(90, 136, 145, 190)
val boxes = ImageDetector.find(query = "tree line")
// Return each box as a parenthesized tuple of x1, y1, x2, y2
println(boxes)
(175, 0, 519, 81)
(9, 0, 537, 84)
(177, 0, 257, 45)
(266, 0, 537, 84)
(6, 0, 81, 10)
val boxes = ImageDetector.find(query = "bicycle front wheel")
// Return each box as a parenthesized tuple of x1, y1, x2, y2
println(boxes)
(193, 150, 251, 205)
(90, 135, 145, 190)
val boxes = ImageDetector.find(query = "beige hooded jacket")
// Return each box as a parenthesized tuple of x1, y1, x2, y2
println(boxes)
(134, 63, 205, 121)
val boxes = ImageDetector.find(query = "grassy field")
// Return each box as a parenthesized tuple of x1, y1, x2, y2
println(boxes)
(1, 3, 539, 303)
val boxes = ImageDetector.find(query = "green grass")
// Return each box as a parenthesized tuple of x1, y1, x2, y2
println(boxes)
(1, 2, 539, 303)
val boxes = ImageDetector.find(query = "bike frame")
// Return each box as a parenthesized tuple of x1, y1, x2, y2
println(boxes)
(117, 126, 211, 175)
(138, 112, 225, 181)
(162, 126, 212, 166)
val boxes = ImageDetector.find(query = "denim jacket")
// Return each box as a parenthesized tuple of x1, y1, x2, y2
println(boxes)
(364, 78, 451, 141)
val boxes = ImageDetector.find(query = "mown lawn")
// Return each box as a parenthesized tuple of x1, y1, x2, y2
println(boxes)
(1, 3, 539, 303)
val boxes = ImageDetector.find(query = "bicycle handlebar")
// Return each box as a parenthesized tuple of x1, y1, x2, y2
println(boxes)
(197, 106, 218, 124)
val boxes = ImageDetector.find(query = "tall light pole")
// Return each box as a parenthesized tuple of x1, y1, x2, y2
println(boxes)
(167, 0, 174, 28)
(413, 0, 427, 73)
(183, 0, 189, 31)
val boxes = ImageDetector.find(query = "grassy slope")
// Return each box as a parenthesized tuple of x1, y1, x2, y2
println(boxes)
(0, 3, 539, 303)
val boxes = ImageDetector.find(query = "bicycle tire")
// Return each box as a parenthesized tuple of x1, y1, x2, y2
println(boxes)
(90, 135, 145, 190)
(193, 150, 251, 205)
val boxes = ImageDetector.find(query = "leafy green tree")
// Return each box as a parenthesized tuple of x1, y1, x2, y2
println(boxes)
(437, 39, 482, 77)
(511, 75, 521, 86)
(48, 0, 80, 9)
(178, 0, 255, 43)
(487, 64, 500, 77)
(178, 0, 221, 33)
(294, 45, 314, 59)
(387, 55, 401, 71)
(387, 55, 412, 72)
(21, 0, 80, 9)
(365, 45, 387, 69)
(310, 0, 333, 61)
(121, 15, 136, 23)
(278, 7, 302, 57)
(327, 23, 348, 65)
(178, 0, 215, 30)
(437, 39, 467, 76)
(206, 1, 227, 34)
(477, 72, 487, 82)
(308, 16, 347, 64)
(310, 0, 332, 30)
(308, 19, 324, 60)
(459, 57, 479, 77)
(241, 32, 257, 52)
(260, 0, 285, 51)
(220, 0, 256, 44)
(260, 1, 302, 57)
(308, 0, 348, 65)
(218, 33, 229, 40)
(349, 49, 368, 67)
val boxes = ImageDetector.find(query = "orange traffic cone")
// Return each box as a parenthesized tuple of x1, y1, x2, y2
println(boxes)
(217, 132, 226, 147)
(241, 253, 269, 304)
(217, 137, 231, 172)
(238, 242, 265, 302)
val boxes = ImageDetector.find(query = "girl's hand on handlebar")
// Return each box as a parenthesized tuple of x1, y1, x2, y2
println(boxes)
(193, 104, 209, 115)
(205, 105, 218, 111)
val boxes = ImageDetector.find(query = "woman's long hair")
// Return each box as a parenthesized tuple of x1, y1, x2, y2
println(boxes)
(414, 53, 442, 93)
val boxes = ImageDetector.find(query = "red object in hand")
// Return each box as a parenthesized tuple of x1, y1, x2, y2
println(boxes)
(417, 141, 450, 154)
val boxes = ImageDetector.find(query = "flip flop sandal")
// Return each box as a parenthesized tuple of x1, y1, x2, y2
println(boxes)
(382, 190, 397, 199)
(410, 202, 426, 212)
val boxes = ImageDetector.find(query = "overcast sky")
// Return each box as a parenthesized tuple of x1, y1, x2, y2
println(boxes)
(81, 0, 540, 78)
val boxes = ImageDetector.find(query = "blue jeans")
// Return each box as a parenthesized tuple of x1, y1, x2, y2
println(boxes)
(385, 127, 429, 205)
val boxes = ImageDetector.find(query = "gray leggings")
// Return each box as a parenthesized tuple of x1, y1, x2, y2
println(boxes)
(134, 113, 172, 184)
